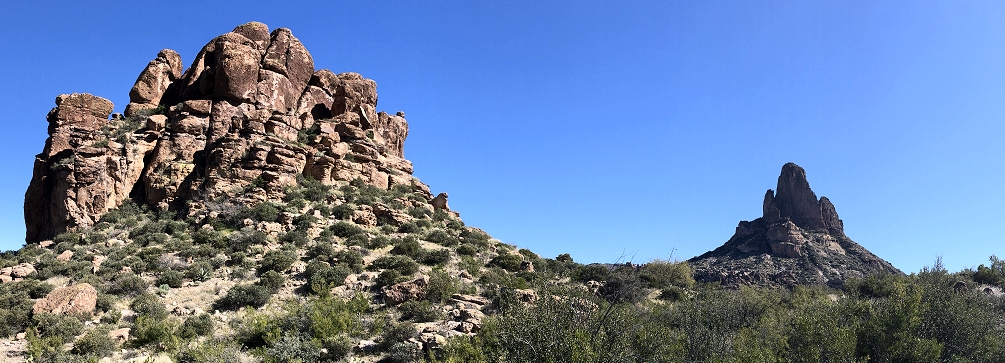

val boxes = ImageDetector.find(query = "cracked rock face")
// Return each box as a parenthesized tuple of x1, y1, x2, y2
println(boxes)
(25, 22, 426, 243)
(690, 163, 901, 288)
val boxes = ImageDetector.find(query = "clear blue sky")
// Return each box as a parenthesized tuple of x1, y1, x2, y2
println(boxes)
(2, 1, 1004, 273)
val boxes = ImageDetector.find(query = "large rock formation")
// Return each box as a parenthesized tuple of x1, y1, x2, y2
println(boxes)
(689, 163, 901, 288)
(25, 22, 428, 243)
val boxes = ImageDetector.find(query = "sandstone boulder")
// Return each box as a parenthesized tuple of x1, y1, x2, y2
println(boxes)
(11, 263, 36, 278)
(33, 283, 97, 315)
(431, 193, 449, 210)
(129, 49, 183, 106)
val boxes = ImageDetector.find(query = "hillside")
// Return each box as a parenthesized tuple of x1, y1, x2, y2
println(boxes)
(2, 22, 1004, 363)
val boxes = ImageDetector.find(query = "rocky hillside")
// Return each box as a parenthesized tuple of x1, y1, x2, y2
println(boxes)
(25, 21, 416, 244)
(9, 21, 1000, 363)
(689, 162, 902, 288)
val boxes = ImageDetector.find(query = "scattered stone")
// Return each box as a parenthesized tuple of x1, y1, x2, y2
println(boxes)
(39, 240, 53, 248)
(450, 294, 490, 306)
(10, 263, 36, 278)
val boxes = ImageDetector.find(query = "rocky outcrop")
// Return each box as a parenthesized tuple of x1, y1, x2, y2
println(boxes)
(382, 275, 429, 306)
(24, 22, 438, 242)
(32, 283, 97, 315)
(690, 163, 901, 288)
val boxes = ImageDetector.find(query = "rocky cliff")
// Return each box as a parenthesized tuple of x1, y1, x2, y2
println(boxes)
(689, 163, 901, 288)
(25, 22, 430, 243)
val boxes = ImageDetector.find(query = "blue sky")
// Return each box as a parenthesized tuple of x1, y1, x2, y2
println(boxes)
(1, 1, 1004, 273)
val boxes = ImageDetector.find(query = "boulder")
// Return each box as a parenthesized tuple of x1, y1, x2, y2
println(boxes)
(129, 49, 183, 106)
(262, 28, 315, 95)
(431, 193, 449, 210)
(33, 283, 97, 315)
(213, 32, 261, 103)
(11, 263, 36, 278)
(381, 276, 429, 306)
(56, 250, 74, 262)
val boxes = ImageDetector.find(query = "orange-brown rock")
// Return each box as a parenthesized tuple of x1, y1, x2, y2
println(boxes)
(24, 22, 430, 243)
(32, 283, 97, 315)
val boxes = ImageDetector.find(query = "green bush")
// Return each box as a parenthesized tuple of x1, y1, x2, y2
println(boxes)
(456, 244, 477, 256)
(71, 326, 117, 358)
(257, 270, 287, 290)
(228, 228, 267, 252)
(175, 339, 243, 363)
(573, 264, 611, 283)
(214, 284, 274, 311)
(305, 261, 352, 294)
(335, 249, 364, 272)
(376, 270, 406, 288)
(391, 236, 423, 258)
(268, 334, 322, 363)
(397, 222, 421, 234)
(370, 255, 419, 276)
(131, 293, 167, 318)
(397, 300, 442, 322)
(426, 269, 459, 303)
(157, 270, 184, 288)
(132, 315, 179, 349)
(421, 248, 451, 266)
(185, 261, 214, 281)
(106, 273, 149, 296)
(330, 221, 365, 238)
(179, 314, 215, 339)
(331, 203, 355, 220)
(379, 322, 418, 351)
(640, 259, 696, 289)
(488, 254, 523, 272)
(32, 313, 83, 341)
(259, 250, 295, 274)
(972, 255, 1005, 287)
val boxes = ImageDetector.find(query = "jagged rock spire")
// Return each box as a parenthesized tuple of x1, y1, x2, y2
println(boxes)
(690, 162, 900, 288)
(762, 162, 843, 235)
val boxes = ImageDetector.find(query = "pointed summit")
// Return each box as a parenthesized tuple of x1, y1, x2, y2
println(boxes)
(689, 163, 900, 288)
(762, 162, 843, 235)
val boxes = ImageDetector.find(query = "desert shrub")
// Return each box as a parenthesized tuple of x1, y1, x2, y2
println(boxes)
(32, 313, 83, 341)
(71, 326, 116, 358)
(132, 315, 180, 349)
(257, 270, 286, 290)
(456, 244, 477, 256)
(421, 248, 451, 266)
(0, 285, 41, 335)
(845, 273, 903, 299)
(100, 309, 121, 324)
(426, 269, 459, 303)
(335, 249, 364, 272)
(268, 334, 322, 363)
(573, 264, 611, 283)
(175, 339, 243, 363)
(106, 273, 149, 296)
(186, 261, 214, 281)
(370, 255, 419, 276)
(278, 230, 309, 246)
(331, 203, 355, 220)
(640, 259, 696, 289)
(428, 336, 489, 363)
(459, 256, 482, 278)
(228, 228, 267, 252)
(416, 219, 433, 229)
(426, 229, 458, 247)
(369, 235, 392, 249)
(376, 270, 406, 288)
(131, 292, 167, 318)
(307, 242, 336, 262)
(305, 261, 352, 294)
(384, 342, 422, 363)
(292, 213, 318, 233)
(214, 284, 274, 311)
(972, 255, 1005, 287)
(347, 233, 370, 247)
(299, 175, 331, 202)
(379, 321, 418, 350)
(398, 300, 442, 322)
(488, 254, 523, 272)
(246, 202, 281, 222)
(408, 206, 432, 219)
(320, 334, 354, 361)
(179, 314, 215, 339)
(259, 250, 295, 274)
(330, 221, 365, 238)
(156, 270, 184, 288)
(391, 236, 423, 258)
(446, 220, 464, 230)
(397, 222, 420, 234)
(597, 269, 647, 304)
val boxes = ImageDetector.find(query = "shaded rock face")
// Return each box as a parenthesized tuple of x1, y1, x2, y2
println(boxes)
(690, 163, 901, 288)
(25, 22, 425, 242)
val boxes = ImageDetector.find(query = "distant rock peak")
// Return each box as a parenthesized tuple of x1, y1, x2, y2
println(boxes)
(762, 162, 843, 235)
(690, 162, 900, 288)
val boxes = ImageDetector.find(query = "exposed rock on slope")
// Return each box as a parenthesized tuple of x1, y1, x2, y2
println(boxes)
(25, 22, 427, 243)
(689, 163, 901, 288)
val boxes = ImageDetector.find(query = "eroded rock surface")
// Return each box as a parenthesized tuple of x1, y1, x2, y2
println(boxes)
(25, 22, 436, 242)
(690, 163, 901, 288)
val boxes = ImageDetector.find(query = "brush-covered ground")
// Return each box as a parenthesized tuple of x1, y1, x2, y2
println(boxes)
(1, 177, 1004, 363)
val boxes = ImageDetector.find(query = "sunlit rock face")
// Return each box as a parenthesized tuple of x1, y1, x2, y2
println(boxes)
(689, 162, 901, 288)
(25, 22, 429, 243)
